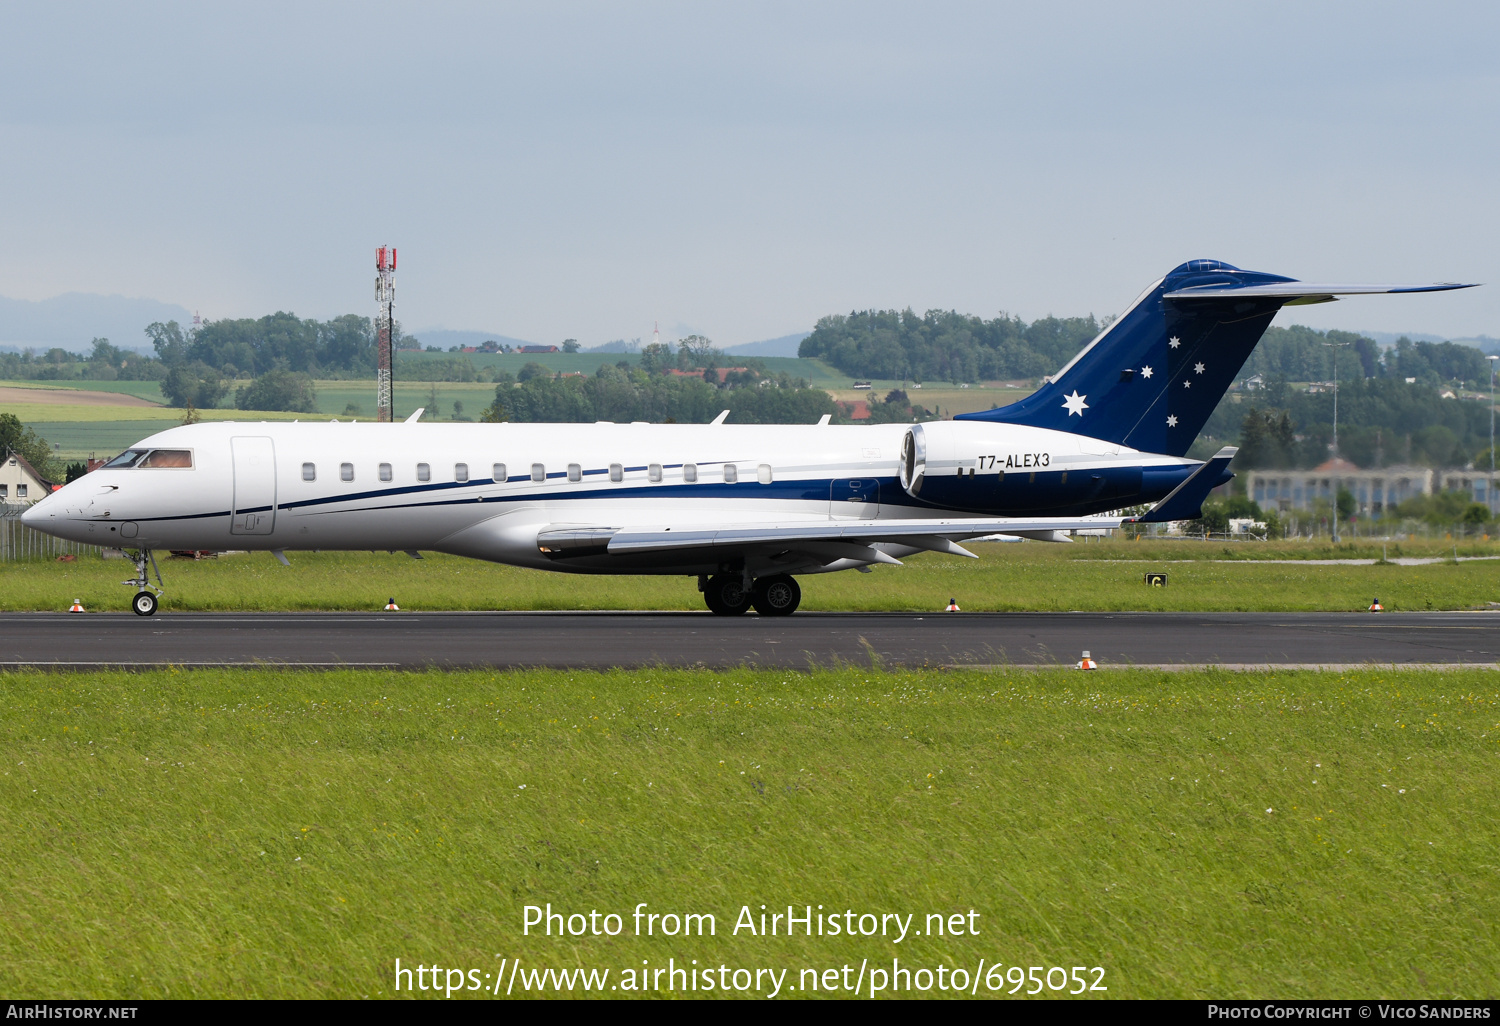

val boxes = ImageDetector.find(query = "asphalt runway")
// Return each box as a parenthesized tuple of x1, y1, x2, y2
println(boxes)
(1, 610, 1498, 669)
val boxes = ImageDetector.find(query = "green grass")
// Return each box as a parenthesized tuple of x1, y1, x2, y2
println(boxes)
(1, 666, 1495, 998)
(5, 540, 1499, 613)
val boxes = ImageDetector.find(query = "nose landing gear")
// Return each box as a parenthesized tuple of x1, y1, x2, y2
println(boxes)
(124, 548, 164, 617)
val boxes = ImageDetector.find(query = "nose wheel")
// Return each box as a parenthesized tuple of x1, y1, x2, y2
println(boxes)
(124, 548, 165, 616)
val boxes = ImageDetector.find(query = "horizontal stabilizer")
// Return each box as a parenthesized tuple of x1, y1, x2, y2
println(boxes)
(1134, 447, 1237, 524)
(1164, 281, 1477, 300)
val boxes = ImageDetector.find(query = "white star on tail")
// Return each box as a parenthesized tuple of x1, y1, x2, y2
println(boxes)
(1141, 365, 1154, 379)
(1061, 390, 1089, 416)
(1168, 336, 1181, 348)
(1194, 362, 1205, 374)
(1167, 415, 1179, 427)
(1182, 380, 1191, 388)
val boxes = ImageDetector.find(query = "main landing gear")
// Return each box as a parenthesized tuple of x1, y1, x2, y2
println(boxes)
(700, 573, 801, 617)
(125, 548, 164, 617)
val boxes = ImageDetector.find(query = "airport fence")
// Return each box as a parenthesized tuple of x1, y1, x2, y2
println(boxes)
(0, 503, 103, 561)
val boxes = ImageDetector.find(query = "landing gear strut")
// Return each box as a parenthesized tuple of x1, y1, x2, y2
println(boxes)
(125, 548, 164, 617)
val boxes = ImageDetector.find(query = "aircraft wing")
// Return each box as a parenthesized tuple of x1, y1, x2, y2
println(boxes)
(605, 516, 1133, 554)
(536, 515, 1129, 565)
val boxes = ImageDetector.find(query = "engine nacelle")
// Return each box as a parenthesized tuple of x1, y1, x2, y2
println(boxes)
(899, 421, 1143, 514)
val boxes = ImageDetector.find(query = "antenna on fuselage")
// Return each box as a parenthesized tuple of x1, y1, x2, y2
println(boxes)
(375, 245, 397, 422)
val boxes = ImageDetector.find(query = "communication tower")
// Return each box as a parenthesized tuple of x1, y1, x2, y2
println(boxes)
(375, 246, 397, 422)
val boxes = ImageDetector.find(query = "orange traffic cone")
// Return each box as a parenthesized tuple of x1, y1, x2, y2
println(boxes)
(945, 598, 961, 612)
(384, 598, 400, 611)
(1077, 650, 1098, 670)
(1369, 598, 1384, 612)
(68, 598, 85, 612)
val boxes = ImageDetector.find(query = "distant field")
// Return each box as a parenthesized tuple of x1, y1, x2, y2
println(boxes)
(5, 540, 1498, 613)
(829, 384, 1030, 417)
(0, 379, 165, 403)
(314, 380, 500, 421)
(1, 665, 1494, 998)
(25, 410, 305, 459)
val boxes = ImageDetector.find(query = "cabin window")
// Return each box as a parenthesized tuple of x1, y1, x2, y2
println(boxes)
(105, 450, 148, 469)
(683, 463, 698, 483)
(758, 464, 773, 484)
(379, 463, 392, 482)
(455, 463, 469, 483)
(723, 464, 738, 484)
(0, 484, 7, 498)
(416, 463, 431, 482)
(648, 463, 662, 482)
(493, 463, 507, 483)
(531, 463, 545, 482)
(340, 463, 354, 482)
(15, 484, 26, 498)
(302, 463, 316, 482)
(609, 463, 623, 482)
(141, 449, 193, 468)
(567, 463, 581, 482)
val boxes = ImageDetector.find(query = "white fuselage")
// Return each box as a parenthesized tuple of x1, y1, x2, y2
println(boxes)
(24, 419, 1191, 576)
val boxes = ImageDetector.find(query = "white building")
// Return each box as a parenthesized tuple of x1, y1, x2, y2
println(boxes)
(1245, 458, 1433, 515)
(0, 449, 55, 504)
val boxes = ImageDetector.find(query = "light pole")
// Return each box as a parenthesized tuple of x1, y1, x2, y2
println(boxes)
(1323, 341, 1352, 542)
(1489, 354, 1498, 514)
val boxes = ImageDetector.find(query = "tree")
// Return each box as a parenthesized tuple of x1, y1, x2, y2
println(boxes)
(562, 339, 581, 354)
(675, 335, 723, 370)
(1336, 487, 1356, 521)
(517, 361, 551, 383)
(234, 370, 317, 412)
(161, 361, 229, 409)
(1235, 407, 1296, 468)
(0, 413, 58, 481)
(146, 320, 191, 366)
(638, 342, 673, 375)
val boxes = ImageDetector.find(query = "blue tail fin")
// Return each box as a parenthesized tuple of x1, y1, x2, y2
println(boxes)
(956, 260, 1476, 457)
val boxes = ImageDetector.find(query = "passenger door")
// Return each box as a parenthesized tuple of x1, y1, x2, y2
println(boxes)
(230, 436, 277, 535)
(829, 478, 880, 520)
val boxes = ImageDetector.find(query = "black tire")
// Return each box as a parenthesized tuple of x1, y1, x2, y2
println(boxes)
(132, 591, 158, 617)
(751, 574, 801, 616)
(703, 574, 752, 616)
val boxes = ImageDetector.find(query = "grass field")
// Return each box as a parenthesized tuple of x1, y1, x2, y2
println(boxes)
(0, 379, 166, 403)
(1, 665, 1495, 999)
(6, 540, 1499, 614)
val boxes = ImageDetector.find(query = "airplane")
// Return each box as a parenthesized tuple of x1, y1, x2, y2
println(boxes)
(22, 259, 1475, 617)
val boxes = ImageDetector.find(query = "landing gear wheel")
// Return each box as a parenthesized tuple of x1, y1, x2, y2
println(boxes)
(752, 574, 801, 616)
(132, 591, 158, 617)
(703, 574, 753, 616)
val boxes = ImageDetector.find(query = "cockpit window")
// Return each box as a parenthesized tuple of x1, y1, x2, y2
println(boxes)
(105, 449, 148, 469)
(140, 449, 193, 468)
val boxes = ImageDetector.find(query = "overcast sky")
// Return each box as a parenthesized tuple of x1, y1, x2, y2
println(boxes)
(1, 1, 1496, 345)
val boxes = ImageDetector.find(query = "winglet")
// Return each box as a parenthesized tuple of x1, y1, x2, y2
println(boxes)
(404, 408, 425, 423)
(1134, 447, 1237, 523)
(711, 410, 730, 425)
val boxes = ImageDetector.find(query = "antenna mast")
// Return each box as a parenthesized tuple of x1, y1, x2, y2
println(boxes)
(375, 246, 397, 422)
